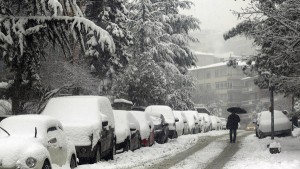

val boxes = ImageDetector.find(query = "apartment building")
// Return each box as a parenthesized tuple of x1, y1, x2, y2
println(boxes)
(189, 62, 271, 113)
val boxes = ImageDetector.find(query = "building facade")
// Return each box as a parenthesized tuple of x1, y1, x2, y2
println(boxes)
(189, 62, 274, 113)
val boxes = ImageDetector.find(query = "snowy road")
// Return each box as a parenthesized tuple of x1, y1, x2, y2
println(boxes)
(73, 130, 252, 169)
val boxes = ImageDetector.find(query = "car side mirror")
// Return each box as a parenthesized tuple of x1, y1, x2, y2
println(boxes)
(129, 122, 137, 131)
(102, 121, 108, 127)
(175, 117, 179, 122)
(195, 122, 198, 125)
(48, 138, 57, 144)
(130, 127, 136, 131)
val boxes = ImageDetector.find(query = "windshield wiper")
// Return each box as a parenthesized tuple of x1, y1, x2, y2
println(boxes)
(0, 127, 10, 136)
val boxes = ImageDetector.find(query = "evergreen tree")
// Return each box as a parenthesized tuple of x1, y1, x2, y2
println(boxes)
(85, 0, 133, 94)
(0, 0, 115, 114)
(224, 0, 300, 97)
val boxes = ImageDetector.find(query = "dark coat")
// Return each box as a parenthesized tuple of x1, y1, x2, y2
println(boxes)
(226, 113, 240, 130)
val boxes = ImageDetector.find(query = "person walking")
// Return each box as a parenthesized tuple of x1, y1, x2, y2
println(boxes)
(226, 111, 240, 143)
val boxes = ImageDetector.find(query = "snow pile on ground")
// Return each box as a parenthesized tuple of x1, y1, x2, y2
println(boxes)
(76, 130, 228, 169)
(224, 128, 300, 169)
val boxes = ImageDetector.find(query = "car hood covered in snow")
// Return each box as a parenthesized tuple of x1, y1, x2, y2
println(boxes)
(0, 137, 48, 168)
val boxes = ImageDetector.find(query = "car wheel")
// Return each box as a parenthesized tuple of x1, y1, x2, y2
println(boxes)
(258, 131, 264, 139)
(42, 160, 51, 169)
(70, 155, 77, 169)
(91, 145, 101, 163)
(124, 138, 131, 151)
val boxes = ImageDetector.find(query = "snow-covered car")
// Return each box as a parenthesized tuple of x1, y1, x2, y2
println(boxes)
(219, 117, 227, 130)
(130, 110, 155, 146)
(198, 113, 211, 132)
(182, 111, 200, 134)
(255, 110, 292, 138)
(146, 111, 169, 144)
(209, 115, 220, 130)
(215, 116, 222, 130)
(42, 96, 115, 164)
(0, 115, 77, 169)
(113, 110, 141, 152)
(145, 105, 177, 139)
(173, 111, 185, 136)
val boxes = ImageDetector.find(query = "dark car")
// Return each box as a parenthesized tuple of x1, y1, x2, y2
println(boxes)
(42, 96, 116, 164)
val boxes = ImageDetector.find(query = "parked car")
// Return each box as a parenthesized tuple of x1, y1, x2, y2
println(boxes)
(219, 117, 227, 130)
(215, 116, 222, 130)
(145, 105, 177, 139)
(198, 113, 211, 132)
(182, 111, 199, 134)
(0, 115, 77, 169)
(42, 96, 115, 164)
(146, 111, 169, 144)
(246, 123, 256, 131)
(173, 111, 185, 136)
(210, 115, 220, 130)
(113, 110, 141, 152)
(254, 110, 292, 138)
(130, 110, 155, 146)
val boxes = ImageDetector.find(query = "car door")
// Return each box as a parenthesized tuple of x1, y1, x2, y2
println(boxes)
(46, 126, 68, 166)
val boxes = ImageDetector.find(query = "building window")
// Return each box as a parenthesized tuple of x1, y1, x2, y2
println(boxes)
(206, 83, 211, 89)
(206, 71, 211, 79)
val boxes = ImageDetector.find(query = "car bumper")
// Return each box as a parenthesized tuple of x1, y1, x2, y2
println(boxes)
(260, 129, 291, 136)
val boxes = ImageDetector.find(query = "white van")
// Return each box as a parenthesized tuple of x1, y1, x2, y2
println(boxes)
(42, 96, 115, 164)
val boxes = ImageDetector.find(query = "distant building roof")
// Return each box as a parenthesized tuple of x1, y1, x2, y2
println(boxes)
(189, 61, 246, 71)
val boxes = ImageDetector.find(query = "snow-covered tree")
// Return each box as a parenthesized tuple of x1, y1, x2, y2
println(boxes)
(224, 0, 300, 98)
(85, 0, 133, 94)
(115, 0, 199, 108)
(0, 0, 115, 114)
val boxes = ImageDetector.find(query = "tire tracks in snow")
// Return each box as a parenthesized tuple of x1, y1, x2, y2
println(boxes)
(203, 131, 251, 169)
(137, 134, 227, 169)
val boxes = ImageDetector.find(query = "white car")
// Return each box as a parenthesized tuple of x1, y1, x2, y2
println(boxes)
(182, 111, 200, 134)
(0, 115, 77, 169)
(113, 110, 141, 152)
(209, 115, 220, 130)
(173, 111, 185, 136)
(198, 113, 211, 132)
(255, 110, 292, 138)
(129, 110, 155, 146)
(219, 117, 227, 130)
(42, 96, 115, 163)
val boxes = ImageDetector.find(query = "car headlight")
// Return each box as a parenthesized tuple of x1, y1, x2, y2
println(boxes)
(26, 157, 37, 168)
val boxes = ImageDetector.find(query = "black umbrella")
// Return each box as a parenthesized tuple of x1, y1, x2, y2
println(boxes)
(227, 107, 247, 114)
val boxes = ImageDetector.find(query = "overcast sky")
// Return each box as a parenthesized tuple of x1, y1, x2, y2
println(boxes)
(180, 0, 249, 32)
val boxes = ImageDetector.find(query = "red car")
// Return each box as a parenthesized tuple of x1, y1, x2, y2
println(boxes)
(130, 111, 155, 146)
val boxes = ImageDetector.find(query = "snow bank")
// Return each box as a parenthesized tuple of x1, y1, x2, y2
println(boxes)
(224, 130, 300, 169)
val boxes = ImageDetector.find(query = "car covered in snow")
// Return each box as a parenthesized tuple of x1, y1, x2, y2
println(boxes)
(198, 113, 211, 132)
(0, 115, 77, 169)
(42, 96, 115, 164)
(173, 111, 185, 136)
(210, 115, 221, 130)
(146, 111, 169, 144)
(113, 110, 141, 152)
(182, 111, 201, 134)
(255, 110, 292, 138)
(130, 110, 155, 147)
(219, 117, 227, 130)
(145, 105, 177, 139)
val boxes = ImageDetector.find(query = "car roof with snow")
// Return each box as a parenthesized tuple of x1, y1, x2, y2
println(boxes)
(42, 95, 114, 127)
(145, 105, 175, 123)
(0, 115, 62, 137)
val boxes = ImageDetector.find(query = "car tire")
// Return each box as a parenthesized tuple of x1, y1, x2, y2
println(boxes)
(70, 155, 77, 169)
(42, 160, 51, 169)
(105, 139, 115, 160)
(90, 145, 101, 163)
(124, 138, 131, 151)
(258, 131, 264, 139)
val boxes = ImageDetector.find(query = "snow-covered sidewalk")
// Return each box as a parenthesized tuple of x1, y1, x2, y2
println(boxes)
(224, 128, 300, 169)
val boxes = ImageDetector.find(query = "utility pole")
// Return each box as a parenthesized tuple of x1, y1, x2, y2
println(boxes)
(270, 86, 275, 140)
